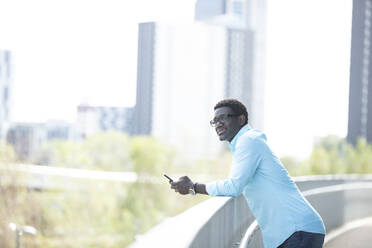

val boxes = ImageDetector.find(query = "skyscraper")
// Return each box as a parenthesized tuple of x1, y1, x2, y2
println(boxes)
(348, 0, 372, 145)
(132, 23, 155, 136)
(6, 122, 46, 161)
(0, 50, 12, 140)
(133, 22, 226, 158)
(194, 0, 226, 20)
(77, 104, 134, 138)
(132, 0, 267, 158)
(196, 0, 267, 129)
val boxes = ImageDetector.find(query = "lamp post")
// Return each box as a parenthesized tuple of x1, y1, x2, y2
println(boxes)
(9, 223, 37, 248)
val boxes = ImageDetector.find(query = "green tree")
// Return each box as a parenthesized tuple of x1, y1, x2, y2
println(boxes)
(0, 142, 17, 163)
(345, 138, 372, 173)
(83, 132, 133, 171)
(39, 140, 89, 168)
(0, 144, 41, 248)
(130, 136, 174, 175)
(121, 136, 175, 244)
(38, 132, 132, 171)
(281, 156, 302, 176)
(283, 135, 372, 176)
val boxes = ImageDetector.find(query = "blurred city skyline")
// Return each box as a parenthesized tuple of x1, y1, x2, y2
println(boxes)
(0, 0, 352, 158)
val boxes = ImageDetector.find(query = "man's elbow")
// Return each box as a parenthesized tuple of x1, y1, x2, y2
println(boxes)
(221, 179, 246, 197)
(229, 177, 250, 197)
(229, 185, 244, 197)
(230, 192, 242, 198)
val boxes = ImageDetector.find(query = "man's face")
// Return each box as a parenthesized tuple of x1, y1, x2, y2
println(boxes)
(212, 106, 243, 142)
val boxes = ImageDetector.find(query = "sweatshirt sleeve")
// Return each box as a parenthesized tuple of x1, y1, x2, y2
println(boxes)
(206, 136, 265, 197)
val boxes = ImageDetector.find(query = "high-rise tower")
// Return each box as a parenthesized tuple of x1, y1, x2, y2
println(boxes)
(132, 22, 226, 158)
(348, 0, 372, 144)
(132, 0, 267, 158)
(195, 0, 267, 129)
(0, 50, 12, 140)
(132, 23, 156, 135)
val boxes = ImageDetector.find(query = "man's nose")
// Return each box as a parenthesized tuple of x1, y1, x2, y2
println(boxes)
(216, 121, 224, 127)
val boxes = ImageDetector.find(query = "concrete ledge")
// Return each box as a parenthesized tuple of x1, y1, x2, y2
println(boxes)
(324, 216, 372, 248)
(324, 216, 372, 244)
(130, 175, 372, 248)
(130, 197, 232, 248)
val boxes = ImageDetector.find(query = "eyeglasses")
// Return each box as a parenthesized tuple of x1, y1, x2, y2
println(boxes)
(210, 114, 240, 127)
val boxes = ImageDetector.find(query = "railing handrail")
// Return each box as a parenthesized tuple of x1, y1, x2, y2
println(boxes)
(294, 174, 372, 182)
(1, 163, 137, 182)
(130, 174, 372, 248)
(130, 197, 232, 248)
(302, 182, 372, 196)
(240, 178, 372, 248)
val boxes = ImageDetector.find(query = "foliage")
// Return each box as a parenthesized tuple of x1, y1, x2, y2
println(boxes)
(130, 136, 173, 175)
(5, 132, 372, 248)
(1, 133, 210, 247)
(0, 142, 17, 163)
(37, 132, 133, 171)
(282, 135, 372, 176)
(0, 144, 41, 248)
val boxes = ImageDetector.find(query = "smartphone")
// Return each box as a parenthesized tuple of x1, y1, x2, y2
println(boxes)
(163, 174, 173, 183)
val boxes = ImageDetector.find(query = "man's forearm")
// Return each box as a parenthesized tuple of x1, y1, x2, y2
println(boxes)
(194, 183, 208, 195)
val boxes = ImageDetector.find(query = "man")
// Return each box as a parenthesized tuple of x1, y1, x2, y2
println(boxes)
(170, 99, 325, 248)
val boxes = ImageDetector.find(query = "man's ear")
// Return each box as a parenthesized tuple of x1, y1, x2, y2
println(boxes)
(239, 115, 245, 126)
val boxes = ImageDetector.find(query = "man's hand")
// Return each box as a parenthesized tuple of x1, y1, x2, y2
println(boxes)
(170, 176, 194, 195)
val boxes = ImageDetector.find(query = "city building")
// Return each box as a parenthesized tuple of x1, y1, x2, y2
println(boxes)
(0, 50, 12, 140)
(77, 104, 133, 138)
(132, 0, 266, 159)
(6, 123, 47, 161)
(6, 120, 77, 162)
(195, 0, 267, 130)
(45, 120, 77, 141)
(133, 22, 226, 158)
(132, 23, 156, 136)
(347, 0, 372, 145)
(194, 0, 226, 20)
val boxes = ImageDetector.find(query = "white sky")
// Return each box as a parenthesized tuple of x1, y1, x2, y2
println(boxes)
(0, 0, 352, 158)
(265, 0, 352, 158)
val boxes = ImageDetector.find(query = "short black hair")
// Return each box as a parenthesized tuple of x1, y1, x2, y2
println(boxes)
(214, 99, 248, 125)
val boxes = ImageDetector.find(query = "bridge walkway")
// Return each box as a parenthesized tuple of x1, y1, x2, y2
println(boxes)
(324, 217, 372, 248)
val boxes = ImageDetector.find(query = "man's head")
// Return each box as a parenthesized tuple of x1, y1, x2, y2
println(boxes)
(210, 99, 248, 142)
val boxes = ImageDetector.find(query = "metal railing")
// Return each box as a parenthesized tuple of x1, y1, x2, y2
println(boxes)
(129, 174, 372, 248)
(3, 165, 372, 247)
(0, 163, 137, 190)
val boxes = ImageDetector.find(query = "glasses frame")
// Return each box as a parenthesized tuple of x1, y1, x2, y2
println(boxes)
(210, 114, 240, 127)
